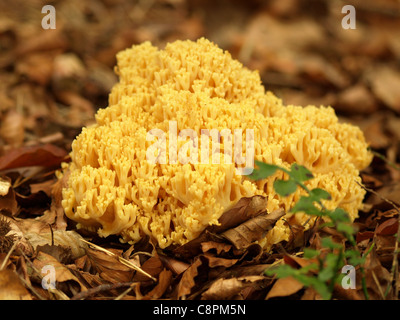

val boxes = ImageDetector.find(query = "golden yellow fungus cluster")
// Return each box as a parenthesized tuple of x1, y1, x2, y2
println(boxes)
(61, 38, 372, 249)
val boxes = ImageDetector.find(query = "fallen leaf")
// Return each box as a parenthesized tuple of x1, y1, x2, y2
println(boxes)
(203, 253, 239, 268)
(87, 248, 134, 284)
(367, 65, 400, 112)
(174, 196, 270, 259)
(201, 241, 232, 255)
(266, 276, 304, 299)
(222, 208, 285, 249)
(0, 269, 31, 300)
(0, 177, 11, 196)
(25, 230, 88, 260)
(32, 251, 87, 294)
(158, 255, 189, 276)
(0, 109, 24, 146)
(0, 144, 67, 171)
(375, 217, 398, 236)
(133, 256, 163, 282)
(0, 181, 18, 216)
(201, 275, 266, 300)
(210, 196, 269, 233)
(176, 257, 205, 299)
(144, 269, 173, 299)
(360, 246, 393, 300)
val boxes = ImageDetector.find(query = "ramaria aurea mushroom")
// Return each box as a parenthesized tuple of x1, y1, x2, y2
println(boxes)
(60, 38, 372, 249)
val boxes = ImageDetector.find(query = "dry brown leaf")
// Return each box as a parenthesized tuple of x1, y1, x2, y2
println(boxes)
(0, 144, 67, 171)
(210, 196, 269, 233)
(0, 182, 17, 216)
(266, 276, 304, 299)
(0, 269, 31, 300)
(0, 109, 24, 147)
(375, 217, 398, 236)
(174, 196, 269, 259)
(367, 66, 400, 112)
(0, 177, 11, 196)
(201, 275, 266, 300)
(201, 241, 232, 255)
(360, 246, 393, 300)
(158, 255, 189, 276)
(144, 269, 173, 299)
(25, 230, 87, 260)
(176, 257, 204, 299)
(87, 248, 134, 284)
(203, 253, 239, 268)
(133, 256, 163, 282)
(222, 208, 285, 249)
(32, 251, 87, 293)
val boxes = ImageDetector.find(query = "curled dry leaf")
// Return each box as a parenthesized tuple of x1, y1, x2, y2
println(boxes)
(24, 230, 88, 260)
(133, 256, 163, 282)
(209, 196, 269, 233)
(158, 255, 189, 276)
(176, 257, 205, 299)
(201, 275, 266, 300)
(86, 248, 135, 284)
(144, 269, 173, 299)
(32, 251, 87, 293)
(174, 196, 269, 259)
(221, 208, 286, 249)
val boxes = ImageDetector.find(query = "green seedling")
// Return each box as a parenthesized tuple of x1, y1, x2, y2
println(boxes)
(250, 161, 369, 300)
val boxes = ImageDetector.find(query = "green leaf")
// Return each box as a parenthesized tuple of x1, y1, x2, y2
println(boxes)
(288, 163, 314, 182)
(329, 208, 351, 223)
(309, 188, 331, 201)
(321, 237, 343, 250)
(345, 249, 365, 266)
(273, 179, 298, 197)
(265, 264, 295, 278)
(249, 161, 280, 181)
(303, 248, 319, 259)
(291, 196, 324, 216)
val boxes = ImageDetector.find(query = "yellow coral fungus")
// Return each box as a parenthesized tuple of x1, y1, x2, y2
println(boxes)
(61, 38, 372, 249)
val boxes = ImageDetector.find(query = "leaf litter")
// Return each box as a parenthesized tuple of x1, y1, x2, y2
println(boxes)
(0, 0, 400, 300)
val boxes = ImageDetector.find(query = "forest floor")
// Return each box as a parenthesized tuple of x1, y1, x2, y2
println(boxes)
(0, 0, 400, 301)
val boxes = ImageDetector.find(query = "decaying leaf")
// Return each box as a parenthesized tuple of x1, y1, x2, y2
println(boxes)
(0, 176, 11, 196)
(201, 275, 266, 300)
(32, 251, 87, 294)
(0, 269, 31, 300)
(266, 276, 304, 299)
(222, 208, 286, 249)
(144, 269, 173, 299)
(25, 230, 87, 260)
(86, 248, 135, 284)
(176, 257, 205, 299)
(0, 144, 67, 171)
(174, 196, 270, 259)
(209, 196, 269, 234)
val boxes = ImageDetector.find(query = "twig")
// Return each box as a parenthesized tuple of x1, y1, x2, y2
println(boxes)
(80, 239, 157, 282)
(370, 150, 400, 171)
(371, 270, 386, 300)
(0, 240, 18, 271)
(71, 281, 137, 300)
